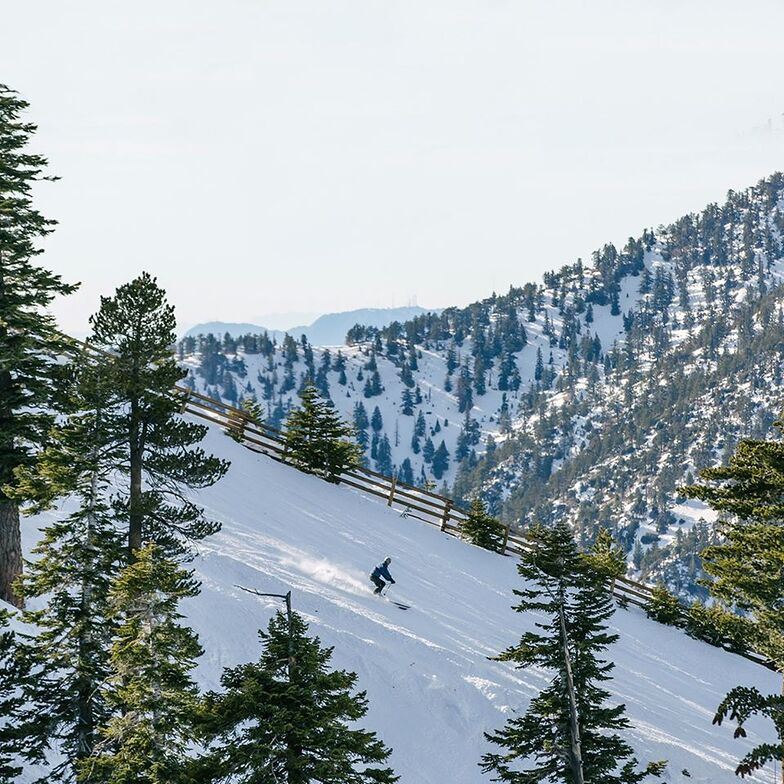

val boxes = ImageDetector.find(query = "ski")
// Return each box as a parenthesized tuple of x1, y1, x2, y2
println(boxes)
(380, 594, 410, 610)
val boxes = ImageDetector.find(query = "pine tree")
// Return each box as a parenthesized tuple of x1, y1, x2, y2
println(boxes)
(456, 366, 473, 413)
(414, 410, 426, 438)
(644, 585, 683, 627)
(284, 385, 359, 483)
(193, 610, 397, 784)
(400, 388, 414, 416)
(682, 419, 784, 778)
(0, 607, 22, 782)
(375, 434, 393, 476)
(534, 347, 544, 382)
(585, 529, 626, 591)
(353, 402, 370, 452)
(8, 360, 123, 781)
(0, 84, 78, 605)
(398, 458, 414, 486)
(88, 273, 229, 561)
(459, 498, 505, 553)
(431, 440, 450, 480)
(685, 601, 752, 654)
(229, 398, 263, 443)
(370, 405, 384, 433)
(81, 545, 202, 784)
(353, 401, 369, 432)
(482, 523, 665, 783)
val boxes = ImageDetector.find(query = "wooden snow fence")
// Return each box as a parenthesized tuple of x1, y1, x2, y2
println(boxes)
(69, 337, 772, 670)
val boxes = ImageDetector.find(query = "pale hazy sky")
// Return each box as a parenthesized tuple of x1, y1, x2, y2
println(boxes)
(2, 1, 783, 333)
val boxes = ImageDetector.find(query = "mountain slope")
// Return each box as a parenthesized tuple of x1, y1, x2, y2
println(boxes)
(21, 427, 781, 783)
(177, 173, 784, 598)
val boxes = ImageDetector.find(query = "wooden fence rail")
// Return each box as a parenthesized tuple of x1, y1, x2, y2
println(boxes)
(68, 337, 772, 669)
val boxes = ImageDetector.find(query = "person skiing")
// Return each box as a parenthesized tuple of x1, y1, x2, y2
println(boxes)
(370, 556, 395, 594)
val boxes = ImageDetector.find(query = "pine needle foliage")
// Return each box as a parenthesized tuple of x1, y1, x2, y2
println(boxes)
(0, 83, 78, 605)
(81, 545, 202, 784)
(460, 498, 506, 553)
(481, 523, 665, 783)
(284, 384, 359, 483)
(193, 609, 398, 783)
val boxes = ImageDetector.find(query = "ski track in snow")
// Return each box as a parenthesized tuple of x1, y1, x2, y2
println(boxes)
(18, 427, 782, 783)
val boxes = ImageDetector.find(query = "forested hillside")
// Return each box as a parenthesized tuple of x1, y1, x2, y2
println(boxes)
(180, 173, 784, 598)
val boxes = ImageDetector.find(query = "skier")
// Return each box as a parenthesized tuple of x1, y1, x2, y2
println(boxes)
(370, 556, 395, 594)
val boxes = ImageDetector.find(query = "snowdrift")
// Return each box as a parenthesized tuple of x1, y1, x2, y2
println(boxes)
(22, 428, 780, 783)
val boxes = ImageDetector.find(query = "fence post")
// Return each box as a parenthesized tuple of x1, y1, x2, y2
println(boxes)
(502, 524, 510, 555)
(440, 500, 453, 532)
(236, 414, 247, 443)
(387, 476, 397, 507)
(179, 388, 192, 413)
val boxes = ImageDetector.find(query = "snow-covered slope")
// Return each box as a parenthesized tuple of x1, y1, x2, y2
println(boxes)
(23, 427, 780, 783)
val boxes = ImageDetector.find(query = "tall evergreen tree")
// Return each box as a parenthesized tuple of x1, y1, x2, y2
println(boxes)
(9, 360, 123, 781)
(81, 544, 202, 784)
(88, 273, 229, 560)
(0, 84, 78, 605)
(481, 523, 665, 783)
(682, 418, 784, 778)
(193, 610, 397, 784)
(284, 385, 359, 483)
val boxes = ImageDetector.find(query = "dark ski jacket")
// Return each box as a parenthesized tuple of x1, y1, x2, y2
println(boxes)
(371, 562, 394, 582)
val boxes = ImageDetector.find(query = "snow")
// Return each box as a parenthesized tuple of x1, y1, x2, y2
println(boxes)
(19, 426, 782, 783)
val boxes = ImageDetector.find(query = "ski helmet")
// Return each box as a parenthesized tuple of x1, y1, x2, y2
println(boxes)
(383, 556, 392, 564)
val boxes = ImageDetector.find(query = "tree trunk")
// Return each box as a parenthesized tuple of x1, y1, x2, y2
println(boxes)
(0, 500, 23, 607)
(128, 398, 143, 559)
(76, 461, 101, 762)
(559, 600, 584, 784)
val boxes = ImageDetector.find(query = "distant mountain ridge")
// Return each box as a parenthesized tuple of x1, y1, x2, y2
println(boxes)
(184, 306, 435, 346)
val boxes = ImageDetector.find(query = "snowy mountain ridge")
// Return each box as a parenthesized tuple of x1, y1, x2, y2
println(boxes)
(178, 173, 784, 598)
